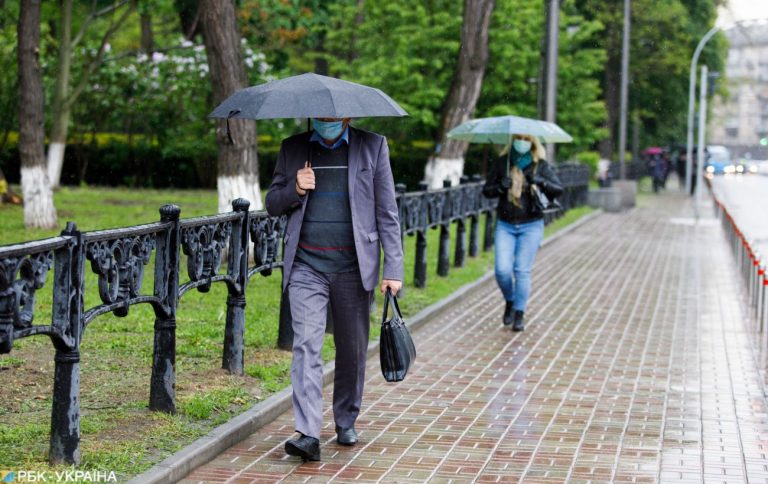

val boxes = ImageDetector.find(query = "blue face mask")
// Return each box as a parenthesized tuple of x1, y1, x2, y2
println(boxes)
(513, 139, 532, 154)
(312, 119, 345, 141)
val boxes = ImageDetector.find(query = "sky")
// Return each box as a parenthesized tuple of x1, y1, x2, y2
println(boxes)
(717, 0, 768, 26)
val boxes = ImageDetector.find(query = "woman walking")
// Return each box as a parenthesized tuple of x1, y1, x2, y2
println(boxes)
(482, 134, 563, 331)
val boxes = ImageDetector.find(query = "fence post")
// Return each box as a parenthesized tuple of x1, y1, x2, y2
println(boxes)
(150, 204, 181, 413)
(438, 180, 451, 277)
(752, 252, 760, 318)
(223, 199, 250, 375)
(454, 176, 468, 267)
(483, 211, 494, 252)
(761, 263, 767, 334)
(758, 263, 765, 333)
(49, 222, 83, 465)
(413, 183, 428, 288)
(469, 175, 481, 258)
(415, 230, 427, 288)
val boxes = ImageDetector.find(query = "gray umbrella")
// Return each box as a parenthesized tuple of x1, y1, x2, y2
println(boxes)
(209, 73, 408, 120)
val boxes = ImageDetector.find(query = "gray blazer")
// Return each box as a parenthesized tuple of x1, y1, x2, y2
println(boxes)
(265, 127, 404, 292)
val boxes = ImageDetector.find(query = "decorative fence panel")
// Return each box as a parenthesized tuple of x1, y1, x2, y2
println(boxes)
(0, 164, 589, 465)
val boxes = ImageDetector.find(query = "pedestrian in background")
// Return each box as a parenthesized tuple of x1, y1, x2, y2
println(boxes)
(482, 134, 563, 331)
(266, 117, 404, 461)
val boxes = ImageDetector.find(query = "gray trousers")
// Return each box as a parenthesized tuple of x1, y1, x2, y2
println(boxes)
(288, 262, 372, 439)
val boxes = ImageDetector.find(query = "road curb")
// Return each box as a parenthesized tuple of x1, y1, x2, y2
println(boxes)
(128, 208, 603, 484)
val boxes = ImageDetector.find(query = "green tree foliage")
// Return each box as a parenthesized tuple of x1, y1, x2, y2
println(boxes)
(574, 0, 726, 151)
(0, 4, 19, 151)
(322, 0, 463, 142)
(478, 0, 607, 160)
(555, 3, 609, 159)
(479, 0, 543, 120)
(239, 0, 332, 74)
(0, 0, 728, 188)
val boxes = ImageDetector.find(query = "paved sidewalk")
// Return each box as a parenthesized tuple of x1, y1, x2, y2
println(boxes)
(181, 191, 768, 483)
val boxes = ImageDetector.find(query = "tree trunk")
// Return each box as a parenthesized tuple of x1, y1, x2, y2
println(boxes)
(200, 0, 261, 213)
(46, 0, 73, 189)
(140, 12, 154, 53)
(631, 111, 639, 164)
(18, 0, 57, 228)
(424, 0, 495, 189)
(348, 0, 365, 63)
(598, 5, 621, 160)
(47, 0, 133, 189)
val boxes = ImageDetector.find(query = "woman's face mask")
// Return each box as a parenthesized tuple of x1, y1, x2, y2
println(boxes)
(513, 139, 532, 154)
(312, 118, 345, 140)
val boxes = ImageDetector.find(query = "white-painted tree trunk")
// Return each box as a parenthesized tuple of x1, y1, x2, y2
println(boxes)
(21, 165, 58, 229)
(46, 141, 66, 189)
(217, 174, 262, 214)
(423, 156, 465, 189)
(426, 0, 493, 191)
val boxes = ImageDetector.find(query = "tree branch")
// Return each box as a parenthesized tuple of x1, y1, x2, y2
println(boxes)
(66, 2, 135, 109)
(72, 0, 132, 49)
(185, 4, 201, 40)
(93, 0, 132, 19)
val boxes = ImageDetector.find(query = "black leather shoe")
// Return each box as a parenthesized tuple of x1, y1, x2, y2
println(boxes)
(285, 433, 321, 461)
(335, 425, 358, 446)
(512, 310, 525, 332)
(503, 302, 514, 326)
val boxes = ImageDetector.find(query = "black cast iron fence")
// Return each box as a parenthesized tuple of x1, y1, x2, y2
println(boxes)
(0, 164, 589, 465)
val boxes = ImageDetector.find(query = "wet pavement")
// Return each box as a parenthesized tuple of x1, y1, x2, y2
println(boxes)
(181, 189, 768, 483)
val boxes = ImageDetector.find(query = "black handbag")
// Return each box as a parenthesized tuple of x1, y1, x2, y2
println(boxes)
(529, 163, 562, 216)
(380, 289, 417, 382)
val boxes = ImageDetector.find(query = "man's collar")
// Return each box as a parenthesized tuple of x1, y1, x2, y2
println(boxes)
(310, 125, 350, 150)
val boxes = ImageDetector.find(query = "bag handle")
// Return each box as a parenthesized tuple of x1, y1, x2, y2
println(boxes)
(382, 288, 402, 324)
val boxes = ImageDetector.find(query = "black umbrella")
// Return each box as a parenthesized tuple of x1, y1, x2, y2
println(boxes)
(208, 73, 408, 120)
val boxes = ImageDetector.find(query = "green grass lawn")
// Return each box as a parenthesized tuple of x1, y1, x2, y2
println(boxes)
(0, 186, 593, 480)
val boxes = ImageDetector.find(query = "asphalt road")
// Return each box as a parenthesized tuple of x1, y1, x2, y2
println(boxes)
(710, 174, 768, 260)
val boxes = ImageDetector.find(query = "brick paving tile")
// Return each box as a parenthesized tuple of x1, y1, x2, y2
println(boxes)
(180, 193, 768, 483)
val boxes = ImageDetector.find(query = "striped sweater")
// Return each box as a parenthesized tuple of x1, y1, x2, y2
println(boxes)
(295, 142, 358, 273)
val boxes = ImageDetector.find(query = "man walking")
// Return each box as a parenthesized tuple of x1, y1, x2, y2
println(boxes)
(265, 117, 403, 461)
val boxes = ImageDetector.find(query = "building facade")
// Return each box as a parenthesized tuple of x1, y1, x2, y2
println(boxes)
(709, 24, 768, 160)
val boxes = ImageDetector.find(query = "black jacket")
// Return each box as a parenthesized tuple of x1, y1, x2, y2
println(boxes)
(482, 156, 564, 224)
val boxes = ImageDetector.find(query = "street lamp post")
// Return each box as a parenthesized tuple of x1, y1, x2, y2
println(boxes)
(544, 0, 560, 163)
(685, 26, 720, 195)
(618, 0, 631, 179)
(695, 64, 708, 220)
(686, 19, 766, 194)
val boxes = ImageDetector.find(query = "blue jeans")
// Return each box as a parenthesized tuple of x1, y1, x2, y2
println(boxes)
(494, 219, 545, 311)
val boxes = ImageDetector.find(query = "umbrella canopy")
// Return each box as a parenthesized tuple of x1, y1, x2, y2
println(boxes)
(447, 115, 573, 144)
(209, 73, 408, 120)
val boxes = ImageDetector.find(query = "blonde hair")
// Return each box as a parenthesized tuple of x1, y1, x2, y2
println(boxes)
(499, 134, 545, 162)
